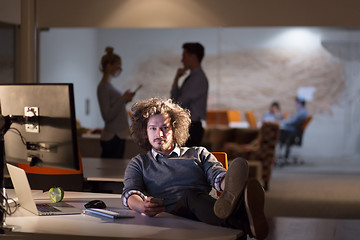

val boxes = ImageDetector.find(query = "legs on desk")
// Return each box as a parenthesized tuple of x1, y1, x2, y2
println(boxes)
(171, 158, 269, 239)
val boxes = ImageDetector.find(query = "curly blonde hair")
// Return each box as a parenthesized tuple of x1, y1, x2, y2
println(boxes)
(130, 98, 191, 151)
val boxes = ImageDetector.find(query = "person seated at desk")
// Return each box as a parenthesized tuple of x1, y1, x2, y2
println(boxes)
(121, 98, 269, 240)
(262, 101, 283, 123)
(278, 96, 308, 157)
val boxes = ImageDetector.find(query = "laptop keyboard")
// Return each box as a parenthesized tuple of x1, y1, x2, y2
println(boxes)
(36, 203, 61, 213)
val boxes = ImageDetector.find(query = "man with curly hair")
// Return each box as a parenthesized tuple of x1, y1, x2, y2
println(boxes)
(121, 98, 268, 240)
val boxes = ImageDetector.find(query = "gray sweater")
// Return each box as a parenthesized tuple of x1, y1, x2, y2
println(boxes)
(122, 146, 226, 212)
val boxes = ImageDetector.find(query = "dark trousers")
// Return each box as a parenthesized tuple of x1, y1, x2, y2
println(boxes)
(186, 121, 204, 147)
(278, 129, 295, 159)
(100, 135, 126, 158)
(171, 189, 247, 230)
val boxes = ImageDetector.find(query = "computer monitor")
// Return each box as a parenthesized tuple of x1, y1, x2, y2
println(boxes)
(0, 83, 79, 171)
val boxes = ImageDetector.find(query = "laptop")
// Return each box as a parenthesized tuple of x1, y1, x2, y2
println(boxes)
(6, 163, 82, 216)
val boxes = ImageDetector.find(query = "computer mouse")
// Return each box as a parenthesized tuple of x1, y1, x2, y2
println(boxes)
(84, 200, 107, 209)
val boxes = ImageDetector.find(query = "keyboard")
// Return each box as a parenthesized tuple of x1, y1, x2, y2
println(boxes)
(36, 203, 61, 213)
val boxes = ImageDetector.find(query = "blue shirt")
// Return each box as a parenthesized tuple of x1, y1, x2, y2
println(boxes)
(122, 146, 226, 212)
(262, 110, 283, 122)
(281, 106, 308, 132)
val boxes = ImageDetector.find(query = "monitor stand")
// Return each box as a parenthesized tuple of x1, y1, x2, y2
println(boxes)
(0, 115, 24, 234)
(1, 133, 11, 233)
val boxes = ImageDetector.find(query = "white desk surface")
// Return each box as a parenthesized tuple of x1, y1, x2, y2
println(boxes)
(4, 190, 243, 240)
(82, 157, 130, 182)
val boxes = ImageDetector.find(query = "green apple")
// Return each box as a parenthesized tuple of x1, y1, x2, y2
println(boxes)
(49, 187, 64, 203)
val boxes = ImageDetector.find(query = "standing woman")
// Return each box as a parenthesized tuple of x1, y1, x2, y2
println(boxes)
(97, 47, 136, 158)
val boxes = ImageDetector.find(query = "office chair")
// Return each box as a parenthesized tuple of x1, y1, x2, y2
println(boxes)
(245, 111, 258, 128)
(227, 110, 241, 123)
(206, 110, 229, 126)
(211, 152, 228, 196)
(277, 115, 313, 166)
(223, 122, 280, 191)
(212, 152, 229, 170)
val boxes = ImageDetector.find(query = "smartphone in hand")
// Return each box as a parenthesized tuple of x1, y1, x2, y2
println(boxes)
(133, 84, 142, 93)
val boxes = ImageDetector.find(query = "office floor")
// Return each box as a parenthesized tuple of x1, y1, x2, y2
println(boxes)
(257, 154, 360, 240)
(2, 232, 136, 240)
(264, 217, 360, 240)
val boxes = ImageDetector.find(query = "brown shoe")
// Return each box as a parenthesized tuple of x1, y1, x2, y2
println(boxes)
(245, 178, 269, 240)
(214, 157, 249, 219)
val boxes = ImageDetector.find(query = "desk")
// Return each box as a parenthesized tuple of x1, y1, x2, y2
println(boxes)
(3, 158, 129, 192)
(79, 134, 144, 159)
(4, 190, 244, 240)
(4, 157, 128, 183)
(82, 157, 130, 182)
(82, 157, 130, 193)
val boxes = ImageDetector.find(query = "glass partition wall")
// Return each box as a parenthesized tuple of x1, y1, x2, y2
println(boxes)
(38, 27, 360, 159)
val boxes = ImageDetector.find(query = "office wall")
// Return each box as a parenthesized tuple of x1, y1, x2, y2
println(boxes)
(0, 0, 20, 25)
(39, 27, 360, 159)
(39, 28, 98, 128)
(3, 1, 358, 160)
(0, 28, 15, 83)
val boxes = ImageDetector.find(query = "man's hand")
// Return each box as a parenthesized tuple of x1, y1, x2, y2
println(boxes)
(128, 195, 165, 217)
(143, 197, 165, 217)
(175, 68, 187, 79)
(172, 68, 187, 88)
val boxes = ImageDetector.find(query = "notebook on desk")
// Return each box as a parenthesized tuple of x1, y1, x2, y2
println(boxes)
(6, 163, 82, 216)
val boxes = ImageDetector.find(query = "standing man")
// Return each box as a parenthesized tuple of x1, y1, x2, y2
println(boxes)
(171, 42, 208, 147)
(122, 98, 269, 240)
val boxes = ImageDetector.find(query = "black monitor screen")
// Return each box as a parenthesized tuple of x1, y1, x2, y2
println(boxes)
(0, 84, 79, 170)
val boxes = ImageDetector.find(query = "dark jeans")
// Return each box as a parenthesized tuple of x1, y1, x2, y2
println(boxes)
(100, 135, 126, 158)
(171, 189, 247, 230)
(186, 121, 204, 147)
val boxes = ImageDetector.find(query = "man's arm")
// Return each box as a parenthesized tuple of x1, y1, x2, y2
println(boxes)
(172, 70, 208, 108)
(198, 148, 227, 191)
(171, 68, 187, 100)
(122, 156, 165, 217)
(172, 68, 187, 89)
(282, 109, 307, 129)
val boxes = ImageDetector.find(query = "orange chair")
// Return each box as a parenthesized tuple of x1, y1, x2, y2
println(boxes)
(245, 111, 258, 128)
(18, 151, 84, 191)
(212, 152, 228, 170)
(301, 115, 312, 131)
(212, 152, 228, 196)
(206, 110, 229, 126)
(227, 110, 241, 123)
(282, 112, 288, 120)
